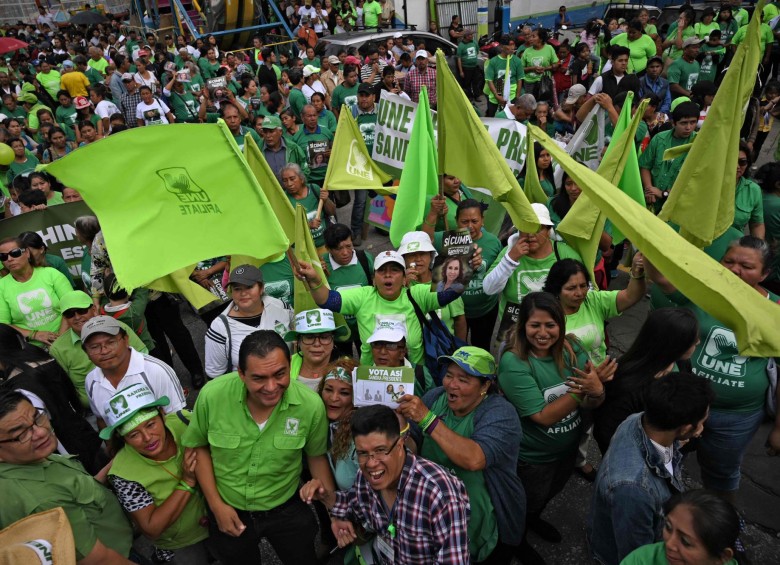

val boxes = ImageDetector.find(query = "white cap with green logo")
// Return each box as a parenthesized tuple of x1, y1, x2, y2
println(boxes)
(99, 383, 170, 440)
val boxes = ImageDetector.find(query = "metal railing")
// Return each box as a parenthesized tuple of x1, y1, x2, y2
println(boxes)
(0, 0, 128, 24)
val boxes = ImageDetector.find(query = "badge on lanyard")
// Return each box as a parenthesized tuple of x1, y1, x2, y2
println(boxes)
(373, 524, 395, 562)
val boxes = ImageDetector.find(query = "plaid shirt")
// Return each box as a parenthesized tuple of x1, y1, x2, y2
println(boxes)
(120, 91, 143, 127)
(403, 66, 437, 107)
(331, 453, 470, 565)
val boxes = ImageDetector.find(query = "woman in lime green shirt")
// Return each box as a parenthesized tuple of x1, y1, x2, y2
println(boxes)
(520, 29, 559, 103)
(621, 490, 741, 565)
(662, 9, 696, 62)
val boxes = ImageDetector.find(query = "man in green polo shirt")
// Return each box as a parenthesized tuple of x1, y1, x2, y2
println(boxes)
(50, 290, 148, 408)
(0, 390, 134, 563)
(182, 330, 333, 564)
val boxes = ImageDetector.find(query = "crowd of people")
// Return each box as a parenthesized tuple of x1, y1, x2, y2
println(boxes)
(0, 1, 780, 565)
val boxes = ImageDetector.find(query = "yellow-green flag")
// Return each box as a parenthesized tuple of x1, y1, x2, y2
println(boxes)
(522, 135, 548, 204)
(435, 50, 539, 234)
(244, 134, 296, 241)
(530, 124, 780, 357)
(148, 267, 218, 310)
(554, 95, 648, 275)
(43, 121, 289, 291)
(324, 105, 394, 194)
(658, 0, 765, 247)
(293, 204, 328, 314)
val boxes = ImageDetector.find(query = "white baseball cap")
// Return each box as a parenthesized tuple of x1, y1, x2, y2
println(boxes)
(532, 202, 555, 226)
(283, 308, 348, 341)
(398, 231, 437, 259)
(415, 50, 428, 59)
(373, 250, 406, 271)
(99, 383, 169, 440)
(367, 319, 407, 344)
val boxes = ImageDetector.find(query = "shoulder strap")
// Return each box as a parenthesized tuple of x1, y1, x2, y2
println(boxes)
(356, 250, 373, 284)
(405, 287, 429, 329)
(219, 314, 234, 373)
(553, 240, 561, 261)
(175, 410, 190, 425)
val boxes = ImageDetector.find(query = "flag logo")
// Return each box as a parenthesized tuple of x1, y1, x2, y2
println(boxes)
(284, 417, 300, 435)
(346, 139, 373, 180)
(157, 167, 223, 216)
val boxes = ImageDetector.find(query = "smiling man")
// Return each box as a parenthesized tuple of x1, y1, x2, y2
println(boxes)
(300, 404, 471, 564)
(182, 330, 334, 564)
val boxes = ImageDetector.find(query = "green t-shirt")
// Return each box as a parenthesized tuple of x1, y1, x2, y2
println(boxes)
(734, 7, 749, 26)
(84, 66, 103, 85)
(286, 184, 326, 246)
(168, 89, 199, 122)
(45, 253, 76, 288)
(436, 229, 503, 317)
(694, 21, 720, 40)
(621, 542, 737, 565)
(763, 2, 780, 22)
(197, 58, 220, 79)
(55, 104, 78, 131)
(565, 290, 619, 364)
(763, 191, 780, 282)
(331, 83, 359, 115)
(355, 110, 378, 155)
(324, 251, 374, 333)
(260, 254, 294, 308)
(36, 69, 62, 98)
(667, 57, 700, 92)
(731, 23, 775, 57)
(638, 129, 696, 193)
(519, 44, 558, 84)
(0, 267, 72, 334)
(0, 104, 26, 120)
(317, 109, 337, 132)
(665, 25, 695, 61)
(230, 125, 262, 152)
(182, 375, 328, 511)
(609, 33, 657, 73)
(733, 176, 763, 232)
(720, 20, 739, 44)
(338, 284, 441, 365)
(363, 0, 382, 27)
(288, 87, 307, 121)
(498, 341, 589, 463)
(456, 40, 480, 68)
(421, 186, 474, 232)
(87, 57, 108, 75)
(297, 126, 334, 185)
(697, 48, 721, 83)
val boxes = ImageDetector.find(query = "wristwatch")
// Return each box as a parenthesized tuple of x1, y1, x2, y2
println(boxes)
(662, 191, 669, 198)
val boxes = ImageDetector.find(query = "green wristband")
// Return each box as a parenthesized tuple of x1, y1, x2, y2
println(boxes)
(176, 481, 196, 494)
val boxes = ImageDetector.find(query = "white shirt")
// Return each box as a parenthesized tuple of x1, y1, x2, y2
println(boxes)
(86, 348, 186, 420)
(95, 99, 120, 119)
(136, 98, 171, 125)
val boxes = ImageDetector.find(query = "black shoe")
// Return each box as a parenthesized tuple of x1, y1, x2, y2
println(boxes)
(517, 540, 546, 565)
(191, 374, 206, 390)
(527, 517, 562, 543)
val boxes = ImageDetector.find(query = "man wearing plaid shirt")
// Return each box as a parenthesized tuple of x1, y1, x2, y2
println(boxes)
(404, 51, 437, 109)
(300, 404, 470, 564)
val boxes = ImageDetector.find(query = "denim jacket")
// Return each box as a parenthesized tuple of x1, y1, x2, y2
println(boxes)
(639, 74, 671, 115)
(586, 413, 684, 565)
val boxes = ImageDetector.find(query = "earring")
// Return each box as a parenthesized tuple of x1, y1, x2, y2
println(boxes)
(480, 391, 487, 397)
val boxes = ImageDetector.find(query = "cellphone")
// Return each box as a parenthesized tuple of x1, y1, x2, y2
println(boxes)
(409, 262, 416, 269)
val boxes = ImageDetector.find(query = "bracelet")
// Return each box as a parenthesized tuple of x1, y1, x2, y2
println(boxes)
(423, 219, 437, 227)
(569, 393, 582, 404)
(399, 423, 410, 437)
(309, 280, 324, 291)
(425, 416, 441, 435)
(587, 390, 606, 399)
(26, 330, 38, 342)
(419, 410, 437, 431)
(176, 481, 196, 494)
(629, 271, 646, 280)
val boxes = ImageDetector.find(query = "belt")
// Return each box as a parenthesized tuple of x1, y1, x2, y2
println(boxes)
(247, 492, 300, 519)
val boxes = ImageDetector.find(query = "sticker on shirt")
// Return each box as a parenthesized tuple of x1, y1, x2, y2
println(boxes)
(695, 327, 747, 379)
(143, 107, 163, 125)
(359, 122, 376, 151)
(16, 289, 56, 327)
(373, 315, 407, 336)
(684, 72, 700, 91)
(274, 321, 288, 337)
(343, 95, 358, 112)
(517, 269, 549, 300)
(543, 383, 580, 433)
(284, 417, 300, 435)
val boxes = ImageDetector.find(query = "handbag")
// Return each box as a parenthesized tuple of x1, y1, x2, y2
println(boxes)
(537, 74, 554, 102)
(332, 190, 351, 208)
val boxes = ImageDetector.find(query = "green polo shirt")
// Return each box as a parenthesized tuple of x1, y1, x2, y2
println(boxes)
(182, 373, 328, 511)
(638, 129, 696, 195)
(49, 324, 149, 408)
(0, 455, 133, 560)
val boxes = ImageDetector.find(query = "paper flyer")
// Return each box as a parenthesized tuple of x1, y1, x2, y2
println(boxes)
(353, 366, 415, 409)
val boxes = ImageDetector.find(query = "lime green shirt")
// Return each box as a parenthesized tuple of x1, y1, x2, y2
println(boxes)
(665, 25, 696, 61)
(622, 542, 738, 565)
(0, 267, 71, 335)
(733, 176, 763, 232)
(519, 44, 558, 84)
(731, 23, 775, 57)
(694, 21, 720, 40)
(324, 250, 374, 333)
(565, 290, 619, 364)
(182, 374, 328, 510)
(610, 33, 657, 73)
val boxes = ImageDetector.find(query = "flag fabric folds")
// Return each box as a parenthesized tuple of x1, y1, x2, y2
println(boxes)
(293, 204, 329, 314)
(530, 124, 780, 357)
(522, 134, 548, 205)
(658, 0, 765, 248)
(435, 50, 539, 235)
(324, 106, 394, 193)
(389, 86, 439, 247)
(244, 134, 296, 241)
(43, 121, 289, 291)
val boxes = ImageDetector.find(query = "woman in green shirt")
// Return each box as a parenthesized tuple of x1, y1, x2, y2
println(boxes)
(283, 308, 347, 391)
(103, 384, 210, 565)
(519, 142, 555, 199)
(28, 172, 65, 207)
(621, 490, 741, 565)
(498, 292, 605, 563)
(662, 9, 696, 62)
(734, 144, 765, 238)
(718, 6, 739, 45)
(236, 76, 260, 124)
(280, 163, 335, 251)
(757, 162, 780, 293)
(19, 231, 77, 289)
(520, 29, 559, 103)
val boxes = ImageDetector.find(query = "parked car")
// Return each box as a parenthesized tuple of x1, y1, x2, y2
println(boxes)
(656, 2, 755, 37)
(602, 3, 662, 24)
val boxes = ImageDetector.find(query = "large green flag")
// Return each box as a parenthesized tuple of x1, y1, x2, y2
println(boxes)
(436, 50, 539, 235)
(244, 134, 296, 241)
(389, 86, 438, 247)
(530, 124, 780, 357)
(324, 105, 394, 193)
(556, 94, 648, 275)
(293, 204, 329, 314)
(658, 0, 765, 247)
(147, 267, 219, 310)
(43, 121, 289, 291)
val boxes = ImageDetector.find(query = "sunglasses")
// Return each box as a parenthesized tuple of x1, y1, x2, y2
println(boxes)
(0, 247, 25, 261)
(737, 159, 749, 166)
(63, 307, 91, 319)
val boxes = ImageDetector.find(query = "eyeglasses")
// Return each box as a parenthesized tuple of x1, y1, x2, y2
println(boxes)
(0, 409, 51, 444)
(63, 307, 91, 319)
(0, 248, 25, 262)
(356, 435, 401, 462)
(369, 341, 403, 351)
(300, 334, 334, 345)
(737, 159, 749, 166)
(85, 336, 123, 354)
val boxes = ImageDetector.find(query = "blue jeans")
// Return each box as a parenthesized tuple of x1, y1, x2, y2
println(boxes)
(350, 189, 369, 236)
(696, 407, 765, 492)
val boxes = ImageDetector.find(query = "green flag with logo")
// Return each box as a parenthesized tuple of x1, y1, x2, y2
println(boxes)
(324, 106, 394, 194)
(389, 86, 438, 247)
(244, 134, 296, 241)
(658, 0, 765, 247)
(43, 121, 289, 291)
(530, 124, 780, 357)
(435, 50, 539, 235)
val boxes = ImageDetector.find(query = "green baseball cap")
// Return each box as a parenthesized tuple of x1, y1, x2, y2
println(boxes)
(17, 92, 38, 104)
(670, 96, 691, 112)
(438, 346, 496, 379)
(57, 290, 93, 313)
(98, 383, 169, 439)
(261, 115, 283, 130)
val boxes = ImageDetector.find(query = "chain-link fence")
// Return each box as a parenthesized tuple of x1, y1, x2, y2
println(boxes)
(0, 0, 129, 25)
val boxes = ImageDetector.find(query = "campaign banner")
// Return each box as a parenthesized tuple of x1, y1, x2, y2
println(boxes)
(373, 91, 528, 178)
(0, 201, 93, 287)
(366, 194, 393, 231)
(353, 365, 416, 409)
